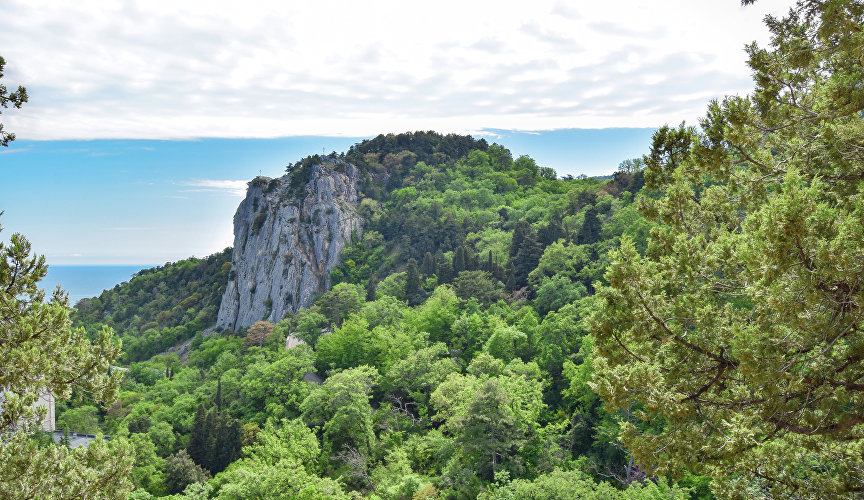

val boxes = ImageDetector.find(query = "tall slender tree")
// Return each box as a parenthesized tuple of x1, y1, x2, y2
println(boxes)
(506, 221, 542, 290)
(453, 246, 466, 274)
(575, 207, 601, 245)
(187, 404, 208, 466)
(421, 251, 436, 277)
(405, 259, 423, 305)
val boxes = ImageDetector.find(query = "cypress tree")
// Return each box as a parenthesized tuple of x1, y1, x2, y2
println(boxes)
(540, 215, 565, 246)
(215, 377, 222, 411)
(61, 426, 70, 448)
(187, 404, 207, 466)
(576, 206, 601, 245)
(219, 416, 243, 473)
(506, 220, 542, 290)
(202, 408, 216, 471)
(465, 247, 478, 271)
(405, 259, 422, 306)
(421, 251, 436, 277)
(453, 246, 466, 274)
(365, 276, 377, 301)
(435, 252, 455, 284)
(204, 410, 243, 474)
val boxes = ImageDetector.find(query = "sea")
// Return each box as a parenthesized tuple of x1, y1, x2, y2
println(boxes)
(40, 265, 153, 305)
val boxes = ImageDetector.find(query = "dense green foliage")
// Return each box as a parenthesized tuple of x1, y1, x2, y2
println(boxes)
(592, 1, 864, 498)
(69, 137, 671, 499)
(0, 221, 133, 498)
(52, 3, 864, 497)
(74, 249, 231, 362)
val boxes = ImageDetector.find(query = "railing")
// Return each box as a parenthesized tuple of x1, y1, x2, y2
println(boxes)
(52, 430, 111, 440)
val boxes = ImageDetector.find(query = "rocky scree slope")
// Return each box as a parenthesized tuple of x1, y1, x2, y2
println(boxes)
(216, 159, 362, 330)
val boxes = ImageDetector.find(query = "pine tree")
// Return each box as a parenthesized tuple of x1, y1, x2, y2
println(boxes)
(0, 56, 28, 147)
(454, 378, 524, 481)
(0, 219, 133, 497)
(244, 320, 273, 348)
(592, 2, 864, 496)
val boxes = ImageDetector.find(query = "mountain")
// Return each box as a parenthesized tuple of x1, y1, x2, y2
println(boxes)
(216, 159, 363, 330)
(65, 130, 670, 499)
(73, 250, 231, 362)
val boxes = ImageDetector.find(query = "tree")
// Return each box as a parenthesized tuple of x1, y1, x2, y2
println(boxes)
(187, 404, 208, 466)
(244, 321, 273, 348)
(0, 56, 27, 147)
(147, 421, 176, 457)
(292, 310, 328, 347)
(165, 450, 210, 495)
(453, 246, 466, 274)
(375, 272, 407, 301)
(57, 405, 100, 434)
(0, 220, 133, 497)
(239, 347, 314, 421)
(404, 258, 423, 305)
(533, 275, 586, 316)
(435, 252, 455, 284)
(316, 283, 364, 327)
(300, 365, 380, 456)
(386, 342, 458, 419)
(478, 469, 690, 500)
(575, 206, 601, 245)
(421, 251, 436, 277)
(591, 2, 864, 497)
(209, 419, 349, 499)
(209, 410, 242, 473)
(506, 221, 543, 290)
(453, 270, 505, 306)
(128, 433, 167, 496)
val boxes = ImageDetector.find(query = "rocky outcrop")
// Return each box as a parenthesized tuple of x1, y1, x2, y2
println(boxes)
(216, 160, 362, 330)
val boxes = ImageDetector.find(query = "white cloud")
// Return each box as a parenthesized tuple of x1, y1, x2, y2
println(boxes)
(181, 180, 249, 197)
(0, 0, 790, 140)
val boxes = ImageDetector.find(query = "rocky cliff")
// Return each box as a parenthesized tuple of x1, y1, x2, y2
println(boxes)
(216, 160, 362, 330)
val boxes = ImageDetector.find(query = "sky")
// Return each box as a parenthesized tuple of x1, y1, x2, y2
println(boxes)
(0, 0, 791, 265)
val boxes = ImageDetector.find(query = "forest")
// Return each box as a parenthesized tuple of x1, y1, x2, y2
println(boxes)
(1, 0, 862, 499)
(63, 129, 675, 499)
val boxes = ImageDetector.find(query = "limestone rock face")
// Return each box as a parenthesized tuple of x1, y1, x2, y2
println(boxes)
(216, 160, 362, 330)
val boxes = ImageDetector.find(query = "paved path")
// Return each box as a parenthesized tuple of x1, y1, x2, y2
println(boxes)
(52, 431, 109, 448)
